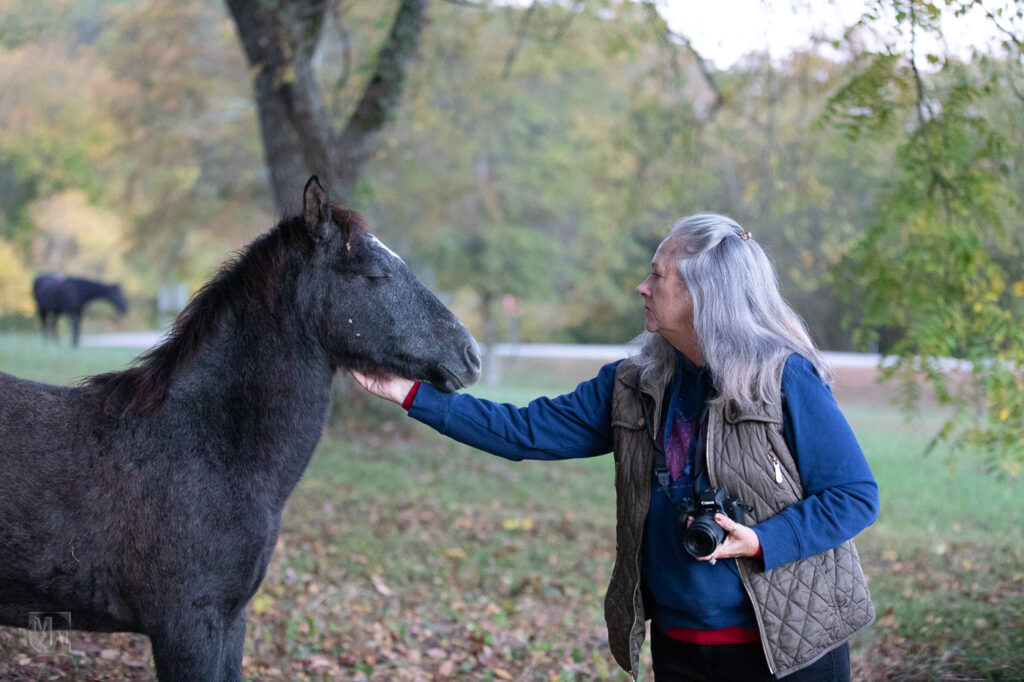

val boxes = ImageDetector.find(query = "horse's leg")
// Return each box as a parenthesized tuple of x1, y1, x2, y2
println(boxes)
(218, 609, 247, 682)
(70, 313, 81, 347)
(147, 606, 225, 682)
(39, 310, 55, 339)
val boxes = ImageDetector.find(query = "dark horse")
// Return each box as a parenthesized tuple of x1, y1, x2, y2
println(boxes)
(0, 177, 481, 681)
(33, 273, 129, 347)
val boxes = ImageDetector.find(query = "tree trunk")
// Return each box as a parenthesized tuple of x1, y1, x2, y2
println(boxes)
(225, 0, 430, 211)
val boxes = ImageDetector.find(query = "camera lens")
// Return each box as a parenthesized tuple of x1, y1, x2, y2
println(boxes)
(682, 515, 725, 559)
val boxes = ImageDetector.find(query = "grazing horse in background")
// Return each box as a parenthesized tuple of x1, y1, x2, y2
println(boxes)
(0, 177, 482, 682)
(32, 274, 129, 347)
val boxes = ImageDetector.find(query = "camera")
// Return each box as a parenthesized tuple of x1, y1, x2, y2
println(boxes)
(678, 489, 753, 559)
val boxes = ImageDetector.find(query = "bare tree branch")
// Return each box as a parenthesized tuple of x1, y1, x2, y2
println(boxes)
(639, 1, 725, 120)
(336, 0, 431, 195)
(969, 0, 1024, 51)
(908, 2, 955, 221)
(501, 1, 537, 80)
(327, 0, 354, 110)
(549, 0, 584, 44)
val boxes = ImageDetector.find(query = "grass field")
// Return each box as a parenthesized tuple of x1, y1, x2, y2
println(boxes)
(1, 334, 1022, 680)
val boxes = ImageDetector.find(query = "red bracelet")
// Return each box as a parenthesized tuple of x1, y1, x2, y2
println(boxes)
(401, 381, 421, 411)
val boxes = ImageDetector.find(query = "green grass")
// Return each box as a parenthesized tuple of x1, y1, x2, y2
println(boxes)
(844, 406, 1024, 680)
(0, 332, 141, 385)
(1, 335, 1022, 680)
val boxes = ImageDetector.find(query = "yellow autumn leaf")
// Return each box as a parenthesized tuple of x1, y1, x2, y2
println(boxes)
(1014, 281, 1024, 297)
(502, 517, 535, 531)
(250, 593, 273, 616)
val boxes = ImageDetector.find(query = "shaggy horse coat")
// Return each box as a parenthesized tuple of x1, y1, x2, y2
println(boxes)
(0, 177, 481, 681)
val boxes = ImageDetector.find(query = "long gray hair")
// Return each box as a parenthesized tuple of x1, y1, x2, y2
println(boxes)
(632, 212, 832, 410)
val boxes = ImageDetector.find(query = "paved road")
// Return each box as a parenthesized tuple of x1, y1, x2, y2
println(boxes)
(81, 331, 168, 349)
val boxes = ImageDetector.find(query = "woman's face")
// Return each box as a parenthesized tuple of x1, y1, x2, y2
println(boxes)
(636, 239, 699, 356)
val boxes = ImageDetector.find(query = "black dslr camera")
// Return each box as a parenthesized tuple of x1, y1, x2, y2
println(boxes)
(678, 489, 753, 559)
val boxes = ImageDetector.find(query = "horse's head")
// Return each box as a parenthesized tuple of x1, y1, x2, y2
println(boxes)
(106, 284, 129, 315)
(299, 177, 481, 392)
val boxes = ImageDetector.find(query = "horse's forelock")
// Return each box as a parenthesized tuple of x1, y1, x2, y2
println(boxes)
(330, 205, 368, 240)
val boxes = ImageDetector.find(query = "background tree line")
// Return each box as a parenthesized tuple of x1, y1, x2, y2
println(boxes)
(0, 0, 1022, 473)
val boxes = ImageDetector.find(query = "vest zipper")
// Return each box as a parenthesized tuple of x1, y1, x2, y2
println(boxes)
(770, 451, 802, 499)
(707, 409, 778, 676)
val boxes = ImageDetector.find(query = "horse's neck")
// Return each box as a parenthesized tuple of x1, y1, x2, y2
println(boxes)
(186, 310, 334, 508)
(74, 279, 111, 303)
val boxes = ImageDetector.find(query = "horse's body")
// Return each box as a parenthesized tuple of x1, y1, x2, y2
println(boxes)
(32, 274, 129, 346)
(0, 178, 481, 681)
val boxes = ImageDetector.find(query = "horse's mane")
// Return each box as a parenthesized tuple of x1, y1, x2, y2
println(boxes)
(88, 206, 367, 417)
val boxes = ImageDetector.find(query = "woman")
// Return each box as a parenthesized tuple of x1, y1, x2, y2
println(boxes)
(352, 213, 878, 681)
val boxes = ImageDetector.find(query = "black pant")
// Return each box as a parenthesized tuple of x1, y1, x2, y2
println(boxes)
(650, 626, 851, 682)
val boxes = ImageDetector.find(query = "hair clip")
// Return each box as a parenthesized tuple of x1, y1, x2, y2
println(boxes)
(740, 231, 752, 241)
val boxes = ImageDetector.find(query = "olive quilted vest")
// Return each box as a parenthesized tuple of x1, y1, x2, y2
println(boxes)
(603, 359, 874, 678)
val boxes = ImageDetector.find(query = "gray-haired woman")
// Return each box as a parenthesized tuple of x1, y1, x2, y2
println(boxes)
(353, 213, 878, 681)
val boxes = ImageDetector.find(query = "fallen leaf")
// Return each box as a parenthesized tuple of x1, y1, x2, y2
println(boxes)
(370, 574, 393, 596)
(250, 593, 273, 615)
(308, 654, 334, 668)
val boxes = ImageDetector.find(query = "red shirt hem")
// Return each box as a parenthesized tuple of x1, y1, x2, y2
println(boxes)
(660, 625, 762, 645)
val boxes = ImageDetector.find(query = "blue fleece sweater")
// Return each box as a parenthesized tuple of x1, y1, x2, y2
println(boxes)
(407, 354, 879, 633)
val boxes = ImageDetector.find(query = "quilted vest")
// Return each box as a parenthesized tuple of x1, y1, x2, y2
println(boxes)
(603, 359, 874, 679)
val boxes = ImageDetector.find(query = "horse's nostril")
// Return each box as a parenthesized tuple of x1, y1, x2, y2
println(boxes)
(463, 343, 482, 372)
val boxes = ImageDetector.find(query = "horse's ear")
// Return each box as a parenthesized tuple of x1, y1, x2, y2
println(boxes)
(303, 175, 332, 242)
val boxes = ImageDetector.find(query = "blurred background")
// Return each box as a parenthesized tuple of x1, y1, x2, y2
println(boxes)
(1, 0, 1022, 679)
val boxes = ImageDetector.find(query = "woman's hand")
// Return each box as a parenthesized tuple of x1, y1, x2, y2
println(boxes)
(697, 514, 761, 563)
(348, 368, 416, 405)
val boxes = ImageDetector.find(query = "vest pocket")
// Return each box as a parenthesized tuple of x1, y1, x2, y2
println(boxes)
(610, 400, 647, 431)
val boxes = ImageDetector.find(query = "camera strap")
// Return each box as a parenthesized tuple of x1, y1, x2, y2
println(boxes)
(633, 380, 671, 492)
(633, 380, 709, 500)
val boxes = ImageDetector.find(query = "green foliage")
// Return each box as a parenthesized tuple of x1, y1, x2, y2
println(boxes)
(433, 224, 563, 301)
(826, 2, 1024, 476)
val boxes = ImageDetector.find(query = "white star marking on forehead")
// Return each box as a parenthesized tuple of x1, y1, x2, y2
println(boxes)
(367, 234, 405, 264)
